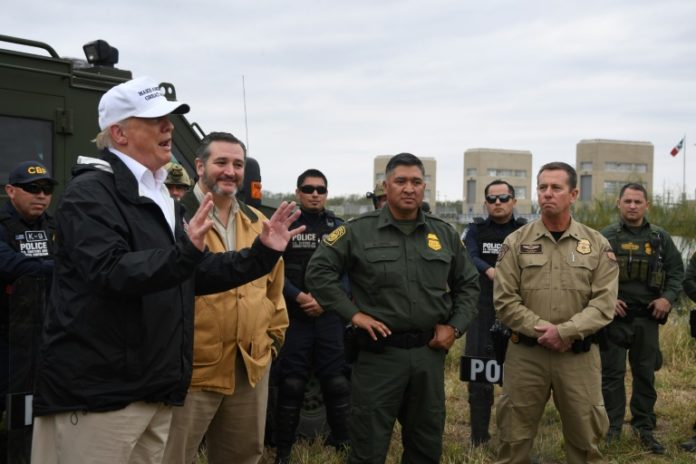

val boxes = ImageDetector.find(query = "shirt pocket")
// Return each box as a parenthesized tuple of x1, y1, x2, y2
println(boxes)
(192, 297, 223, 367)
(518, 254, 550, 290)
(562, 255, 597, 291)
(417, 248, 452, 292)
(364, 242, 403, 288)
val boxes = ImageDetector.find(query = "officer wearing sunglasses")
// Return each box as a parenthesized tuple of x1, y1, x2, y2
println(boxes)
(274, 169, 350, 463)
(461, 179, 526, 446)
(1, 160, 58, 461)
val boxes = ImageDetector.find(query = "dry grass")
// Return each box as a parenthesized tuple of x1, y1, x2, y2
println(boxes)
(197, 312, 696, 463)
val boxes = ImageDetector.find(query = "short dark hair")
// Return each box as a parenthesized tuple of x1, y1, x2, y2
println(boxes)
(484, 179, 515, 197)
(296, 169, 328, 188)
(619, 182, 648, 200)
(537, 162, 577, 189)
(385, 153, 425, 178)
(195, 132, 247, 164)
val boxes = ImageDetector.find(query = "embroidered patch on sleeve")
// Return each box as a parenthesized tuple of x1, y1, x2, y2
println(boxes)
(497, 243, 509, 262)
(323, 225, 346, 246)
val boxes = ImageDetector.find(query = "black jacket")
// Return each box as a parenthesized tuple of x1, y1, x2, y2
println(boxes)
(33, 151, 282, 416)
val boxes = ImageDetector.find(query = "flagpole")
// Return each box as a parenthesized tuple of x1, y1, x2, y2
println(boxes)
(683, 134, 686, 201)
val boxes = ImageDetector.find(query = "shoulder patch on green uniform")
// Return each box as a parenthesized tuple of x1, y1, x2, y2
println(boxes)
(497, 243, 509, 262)
(576, 238, 591, 255)
(323, 224, 346, 246)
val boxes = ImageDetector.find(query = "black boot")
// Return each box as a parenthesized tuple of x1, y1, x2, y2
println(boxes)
(470, 405, 492, 446)
(321, 376, 351, 451)
(275, 376, 306, 464)
(468, 383, 493, 446)
(274, 405, 301, 464)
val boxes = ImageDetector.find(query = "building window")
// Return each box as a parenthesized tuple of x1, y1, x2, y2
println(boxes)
(603, 181, 624, 194)
(580, 175, 592, 201)
(466, 168, 477, 177)
(466, 180, 477, 203)
(487, 169, 527, 177)
(580, 162, 592, 171)
(514, 186, 527, 200)
(605, 162, 648, 173)
(0, 115, 53, 185)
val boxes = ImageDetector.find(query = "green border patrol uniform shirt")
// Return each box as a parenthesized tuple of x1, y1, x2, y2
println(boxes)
(306, 206, 479, 464)
(306, 206, 479, 334)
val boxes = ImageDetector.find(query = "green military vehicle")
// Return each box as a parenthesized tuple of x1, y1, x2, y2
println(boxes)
(0, 34, 328, 463)
(0, 34, 203, 202)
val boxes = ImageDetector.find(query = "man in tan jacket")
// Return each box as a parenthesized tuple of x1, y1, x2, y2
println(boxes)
(494, 162, 618, 464)
(163, 132, 288, 464)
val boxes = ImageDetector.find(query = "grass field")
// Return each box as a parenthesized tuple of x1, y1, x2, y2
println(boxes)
(219, 310, 696, 464)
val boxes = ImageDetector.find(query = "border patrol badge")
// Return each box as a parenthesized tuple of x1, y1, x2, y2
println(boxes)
(576, 239, 591, 255)
(645, 242, 652, 255)
(323, 225, 346, 246)
(427, 233, 442, 251)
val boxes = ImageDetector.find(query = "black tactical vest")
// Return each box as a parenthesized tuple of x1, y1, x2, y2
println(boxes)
(610, 227, 665, 289)
(472, 216, 527, 298)
(283, 210, 341, 293)
(0, 210, 56, 260)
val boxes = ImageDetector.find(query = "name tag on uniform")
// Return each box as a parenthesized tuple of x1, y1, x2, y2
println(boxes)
(459, 356, 503, 385)
(520, 243, 542, 254)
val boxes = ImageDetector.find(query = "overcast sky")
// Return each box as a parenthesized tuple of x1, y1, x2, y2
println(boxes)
(5, 0, 696, 201)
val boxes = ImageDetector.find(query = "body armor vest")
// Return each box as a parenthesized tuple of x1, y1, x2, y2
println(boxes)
(284, 210, 341, 293)
(609, 227, 665, 290)
(0, 211, 56, 260)
(472, 217, 527, 298)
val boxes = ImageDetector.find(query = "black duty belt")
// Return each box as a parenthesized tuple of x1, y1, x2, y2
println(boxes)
(511, 331, 599, 354)
(356, 328, 434, 353)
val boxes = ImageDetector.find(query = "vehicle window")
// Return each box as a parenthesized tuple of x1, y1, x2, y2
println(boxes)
(0, 115, 53, 185)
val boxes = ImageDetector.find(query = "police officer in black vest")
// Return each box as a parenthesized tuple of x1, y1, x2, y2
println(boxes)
(1, 160, 57, 463)
(274, 169, 350, 463)
(462, 179, 525, 446)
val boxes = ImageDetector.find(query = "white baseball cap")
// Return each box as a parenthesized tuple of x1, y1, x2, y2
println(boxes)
(98, 76, 190, 129)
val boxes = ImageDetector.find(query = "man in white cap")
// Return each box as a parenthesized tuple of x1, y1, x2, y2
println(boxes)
(30, 76, 305, 464)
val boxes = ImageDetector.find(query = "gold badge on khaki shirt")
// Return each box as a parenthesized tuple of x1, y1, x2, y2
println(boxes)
(576, 238, 591, 255)
(427, 233, 442, 251)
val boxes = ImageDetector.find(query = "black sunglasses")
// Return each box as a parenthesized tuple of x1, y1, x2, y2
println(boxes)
(485, 194, 512, 204)
(299, 185, 327, 194)
(15, 183, 55, 195)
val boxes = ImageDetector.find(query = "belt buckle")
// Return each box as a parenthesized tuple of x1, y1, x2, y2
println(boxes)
(404, 332, 419, 348)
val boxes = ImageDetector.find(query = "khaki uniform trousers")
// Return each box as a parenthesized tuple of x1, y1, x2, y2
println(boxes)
(496, 343, 609, 464)
(31, 401, 172, 464)
(162, 358, 270, 464)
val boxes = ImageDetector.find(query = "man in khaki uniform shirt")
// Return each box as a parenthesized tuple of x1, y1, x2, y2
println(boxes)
(494, 162, 618, 464)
